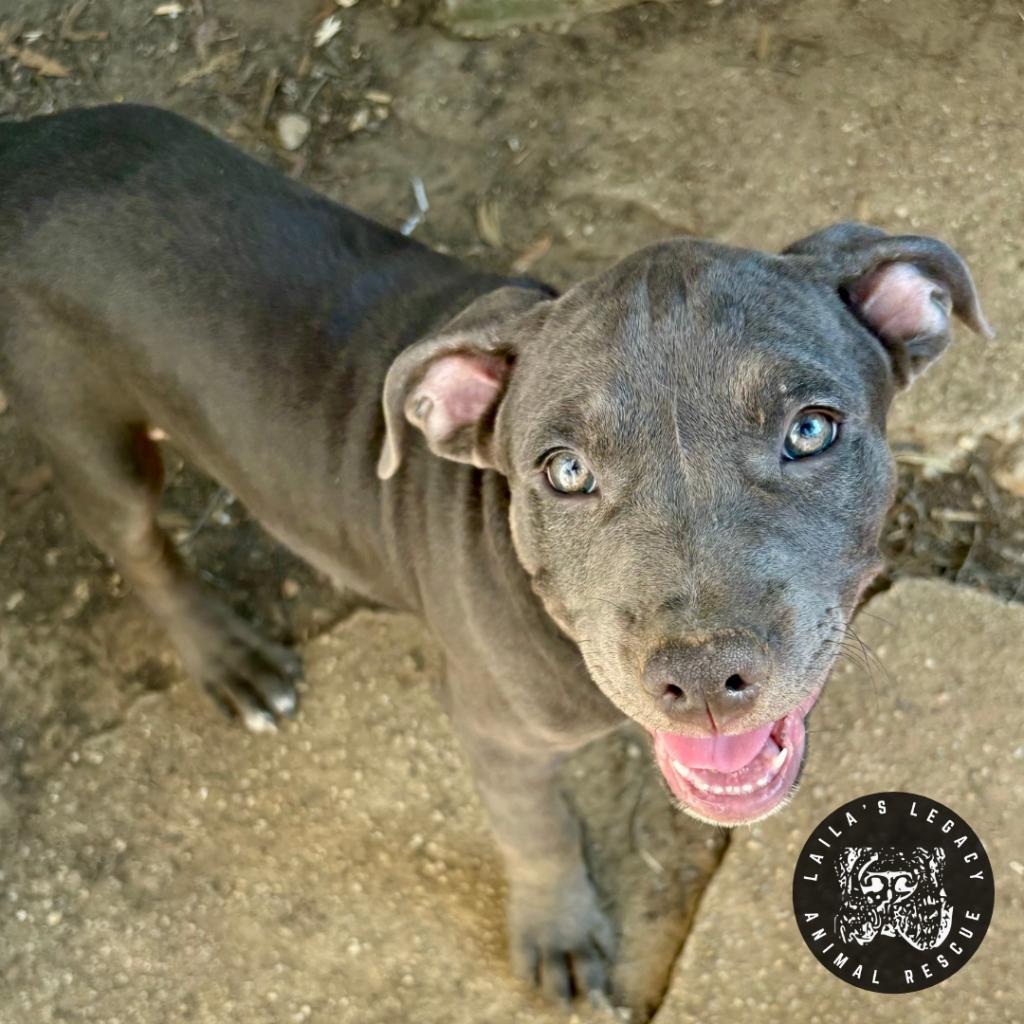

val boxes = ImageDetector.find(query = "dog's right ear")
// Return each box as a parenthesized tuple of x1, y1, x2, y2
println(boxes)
(377, 286, 550, 480)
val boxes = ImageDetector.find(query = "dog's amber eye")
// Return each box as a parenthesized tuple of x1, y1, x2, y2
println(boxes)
(783, 410, 838, 460)
(545, 451, 598, 494)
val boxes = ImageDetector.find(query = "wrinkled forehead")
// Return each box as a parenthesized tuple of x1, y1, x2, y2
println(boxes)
(533, 240, 884, 431)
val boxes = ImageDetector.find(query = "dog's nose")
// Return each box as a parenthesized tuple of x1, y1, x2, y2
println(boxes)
(642, 635, 768, 729)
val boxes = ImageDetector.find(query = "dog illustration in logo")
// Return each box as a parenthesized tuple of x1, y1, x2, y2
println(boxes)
(835, 847, 954, 950)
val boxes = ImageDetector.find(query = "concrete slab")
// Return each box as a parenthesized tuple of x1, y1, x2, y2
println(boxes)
(653, 579, 1024, 1024)
(0, 610, 724, 1024)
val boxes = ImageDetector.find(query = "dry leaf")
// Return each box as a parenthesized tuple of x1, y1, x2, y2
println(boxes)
(6, 45, 71, 78)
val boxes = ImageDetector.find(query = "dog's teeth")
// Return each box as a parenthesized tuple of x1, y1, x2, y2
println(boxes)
(673, 759, 776, 799)
(673, 760, 711, 793)
(770, 747, 789, 773)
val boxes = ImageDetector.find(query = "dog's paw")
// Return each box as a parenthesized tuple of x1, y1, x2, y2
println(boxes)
(172, 603, 302, 731)
(508, 872, 616, 1006)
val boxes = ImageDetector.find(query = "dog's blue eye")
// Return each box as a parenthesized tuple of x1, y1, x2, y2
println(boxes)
(545, 451, 598, 494)
(783, 410, 838, 460)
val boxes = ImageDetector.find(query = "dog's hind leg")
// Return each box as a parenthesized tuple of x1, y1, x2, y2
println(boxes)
(1, 315, 301, 730)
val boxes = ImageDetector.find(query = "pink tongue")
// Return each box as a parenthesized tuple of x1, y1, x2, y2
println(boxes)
(659, 722, 774, 773)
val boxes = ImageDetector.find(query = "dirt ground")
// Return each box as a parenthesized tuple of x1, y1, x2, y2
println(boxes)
(1, 0, 1023, 1021)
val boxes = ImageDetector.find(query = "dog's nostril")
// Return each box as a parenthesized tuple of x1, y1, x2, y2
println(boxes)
(664, 682, 684, 700)
(725, 673, 748, 693)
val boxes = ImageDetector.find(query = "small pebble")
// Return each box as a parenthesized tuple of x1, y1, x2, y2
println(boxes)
(348, 108, 370, 133)
(277, 113, 311, 151)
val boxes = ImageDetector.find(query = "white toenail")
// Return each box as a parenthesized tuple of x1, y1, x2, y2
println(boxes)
(245, 710, 278, 734)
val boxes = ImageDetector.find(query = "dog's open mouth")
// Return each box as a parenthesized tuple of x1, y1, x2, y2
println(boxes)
(650, 686, 822, 826)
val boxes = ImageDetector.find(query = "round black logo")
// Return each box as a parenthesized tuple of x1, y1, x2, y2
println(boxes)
(792, 792, 993, 993)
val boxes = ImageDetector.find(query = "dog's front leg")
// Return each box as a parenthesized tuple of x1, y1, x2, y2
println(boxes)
(448, 700, 615, 1004)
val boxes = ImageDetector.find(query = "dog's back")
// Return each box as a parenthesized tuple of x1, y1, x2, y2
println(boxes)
(0, 103, 459, 335)
(0, 104, 489, 492)
(0, 104, 508, 616)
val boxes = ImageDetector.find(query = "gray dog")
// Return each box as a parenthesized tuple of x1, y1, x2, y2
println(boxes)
(0, 105, 990, 1002)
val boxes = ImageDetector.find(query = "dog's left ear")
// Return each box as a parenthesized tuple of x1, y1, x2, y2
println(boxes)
(784, 222, 994, 387)
(377, 286, 549, 479)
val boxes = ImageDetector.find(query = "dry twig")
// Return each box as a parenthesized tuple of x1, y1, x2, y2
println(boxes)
(174, 48, 242, 89)
(61, 0, 108, 43)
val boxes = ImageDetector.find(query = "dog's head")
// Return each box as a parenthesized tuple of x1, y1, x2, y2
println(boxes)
(378, 223, 991, 826)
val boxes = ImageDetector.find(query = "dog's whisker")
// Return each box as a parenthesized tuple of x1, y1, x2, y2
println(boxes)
(839, 606, 897, 628)
(822, 644, 872, 677)
(836, 630, 886, 703)
(843, 624, 891, 682)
